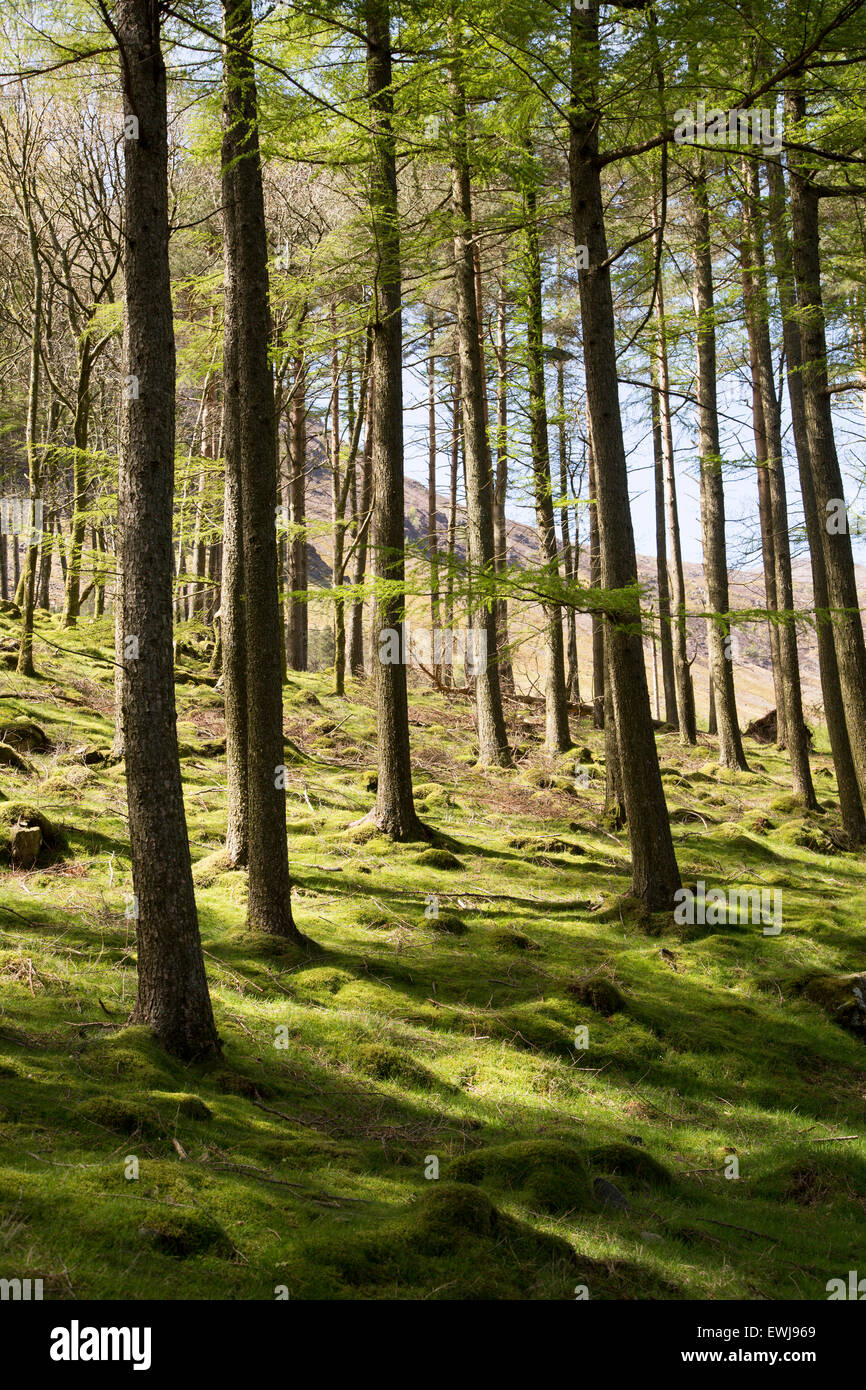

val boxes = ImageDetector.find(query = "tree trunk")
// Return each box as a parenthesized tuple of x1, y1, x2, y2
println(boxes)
(329, 304, 345, 695)
(449, 50, 511, 766)
(692, 165, 748, 770)
(332, 331, 369, 696)
(764, 155, 865, 840)
(16, 176, 43, 676)
(524, 165, 571, 753)
(286, 351, 308, 671)
(62, 339, 93, 627)
(37, 508, 53, 609)
(493, 265, 514, 693)
(348, 359, 373, 677)
(653, 243, 696, 743)
(786, 89, 866, 809)
(587, 426, 604, 728)
(443, 347, 461, 688)
(568, 2, 679, 906)
(115, 0, 219, 1058)
(427, 320, 442, 683)
(556, 345, 580, 703)
(742, 165, 816, 807)
(111, 571, 125, 760)
(222, 0, 307, 941)
(603, 626, 626, 828)
(366, 0, 423, 838)
(649, 357, 677, 727)
(743, 281, 786, 742)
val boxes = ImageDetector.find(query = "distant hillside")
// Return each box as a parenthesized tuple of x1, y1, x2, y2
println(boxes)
(296, 450, 866, 726)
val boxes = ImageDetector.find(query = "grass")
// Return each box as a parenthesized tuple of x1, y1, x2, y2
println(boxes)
(0, 608, 864, 1300)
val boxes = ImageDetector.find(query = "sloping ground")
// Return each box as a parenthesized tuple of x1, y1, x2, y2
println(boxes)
(0, 610, 864, 1300)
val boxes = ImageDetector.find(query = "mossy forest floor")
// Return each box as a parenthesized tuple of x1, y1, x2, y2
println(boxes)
(1, 609, 864, 1300)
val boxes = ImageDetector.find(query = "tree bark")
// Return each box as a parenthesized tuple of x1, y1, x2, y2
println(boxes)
(691, 165, 748, 770)
(348, 357, 373, 677)
(443, 347, 461, 688)
(427, 319, 442, 683)
(286, 350, 308, 671)
(221, 0, 307, 940)
(493, 265, 515, 693)
(62, 339, 93, 627)
(742, 166, 816, 807)
(587, 426, 604, 728)
(786, 89, 866, 809)
(115, 0, 219, 1057)
(568, 2, 679, 906)
(649, 356, 677, 727)
(449, 49, 511, 766)
(556, 345, 580, 704)
(765, 154, 865, 840)
(16, 170, 43, 676)
(365, 0, 423, 838)
(524, 165, 571, 752)
(653, 242, 696, 744)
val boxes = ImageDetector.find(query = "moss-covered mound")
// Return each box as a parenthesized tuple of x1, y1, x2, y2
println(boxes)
(589, 1142, 674, 1189)
(427, 910, 468, 936)
(567, 976, 626, 1014)
(802, 973, 866, 1037)
(353, 1042, 435, 1089)
(305, 1183, 584, 1298)
(75, 1096, 162, 1138)
(415, 848, 462, 870)
(139, 1210, 233, 1260)
(448, 1138, 595, 1214)
(0, 716, 51, 751)
(0, 803, 68, 862)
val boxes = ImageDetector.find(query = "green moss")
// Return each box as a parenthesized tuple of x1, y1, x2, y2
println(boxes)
(353, 1042, 435, 1088)
(415, 848, 462, 870)
(410, 1182, 500, 1248)
(492, 929, 539, 952)
(151, 1092, 213, 1121)
(777, 822, 839, 855)
(524, 768, 556, 789)
(4, 640, 866, 1302)
(308, 1183, 581, 1298)
(0, 803, 67, 859)
(448, 1138, 594, 1214)
(138, 1210, 233, 1259)
(0, 743, 34, 774)
(345, 821, 377, 842)
(802, 974, 866, 1036)
(589, 1142, 674, 1188)
(293, 966, 353, 996)
(76, 1097, 161, 1137)
(428, 910, 468, 936)
(356, 905, 396, 931)
(509, 835, 583, 857)
(495, 1000, 570, 1053)
(567, 977, 626, 1014)
(767, 1151, 866, 1206)
(81, 1029, 178, 1089)
(0, 717, 50, 751)
(413, 783, 451, 806)
(192, 848, 233, 886)
(288, 690, 322, 708)
(742, 811, 776, 835)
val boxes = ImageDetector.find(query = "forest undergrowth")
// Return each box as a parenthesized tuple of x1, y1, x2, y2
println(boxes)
(0, 611, 864, 1300)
